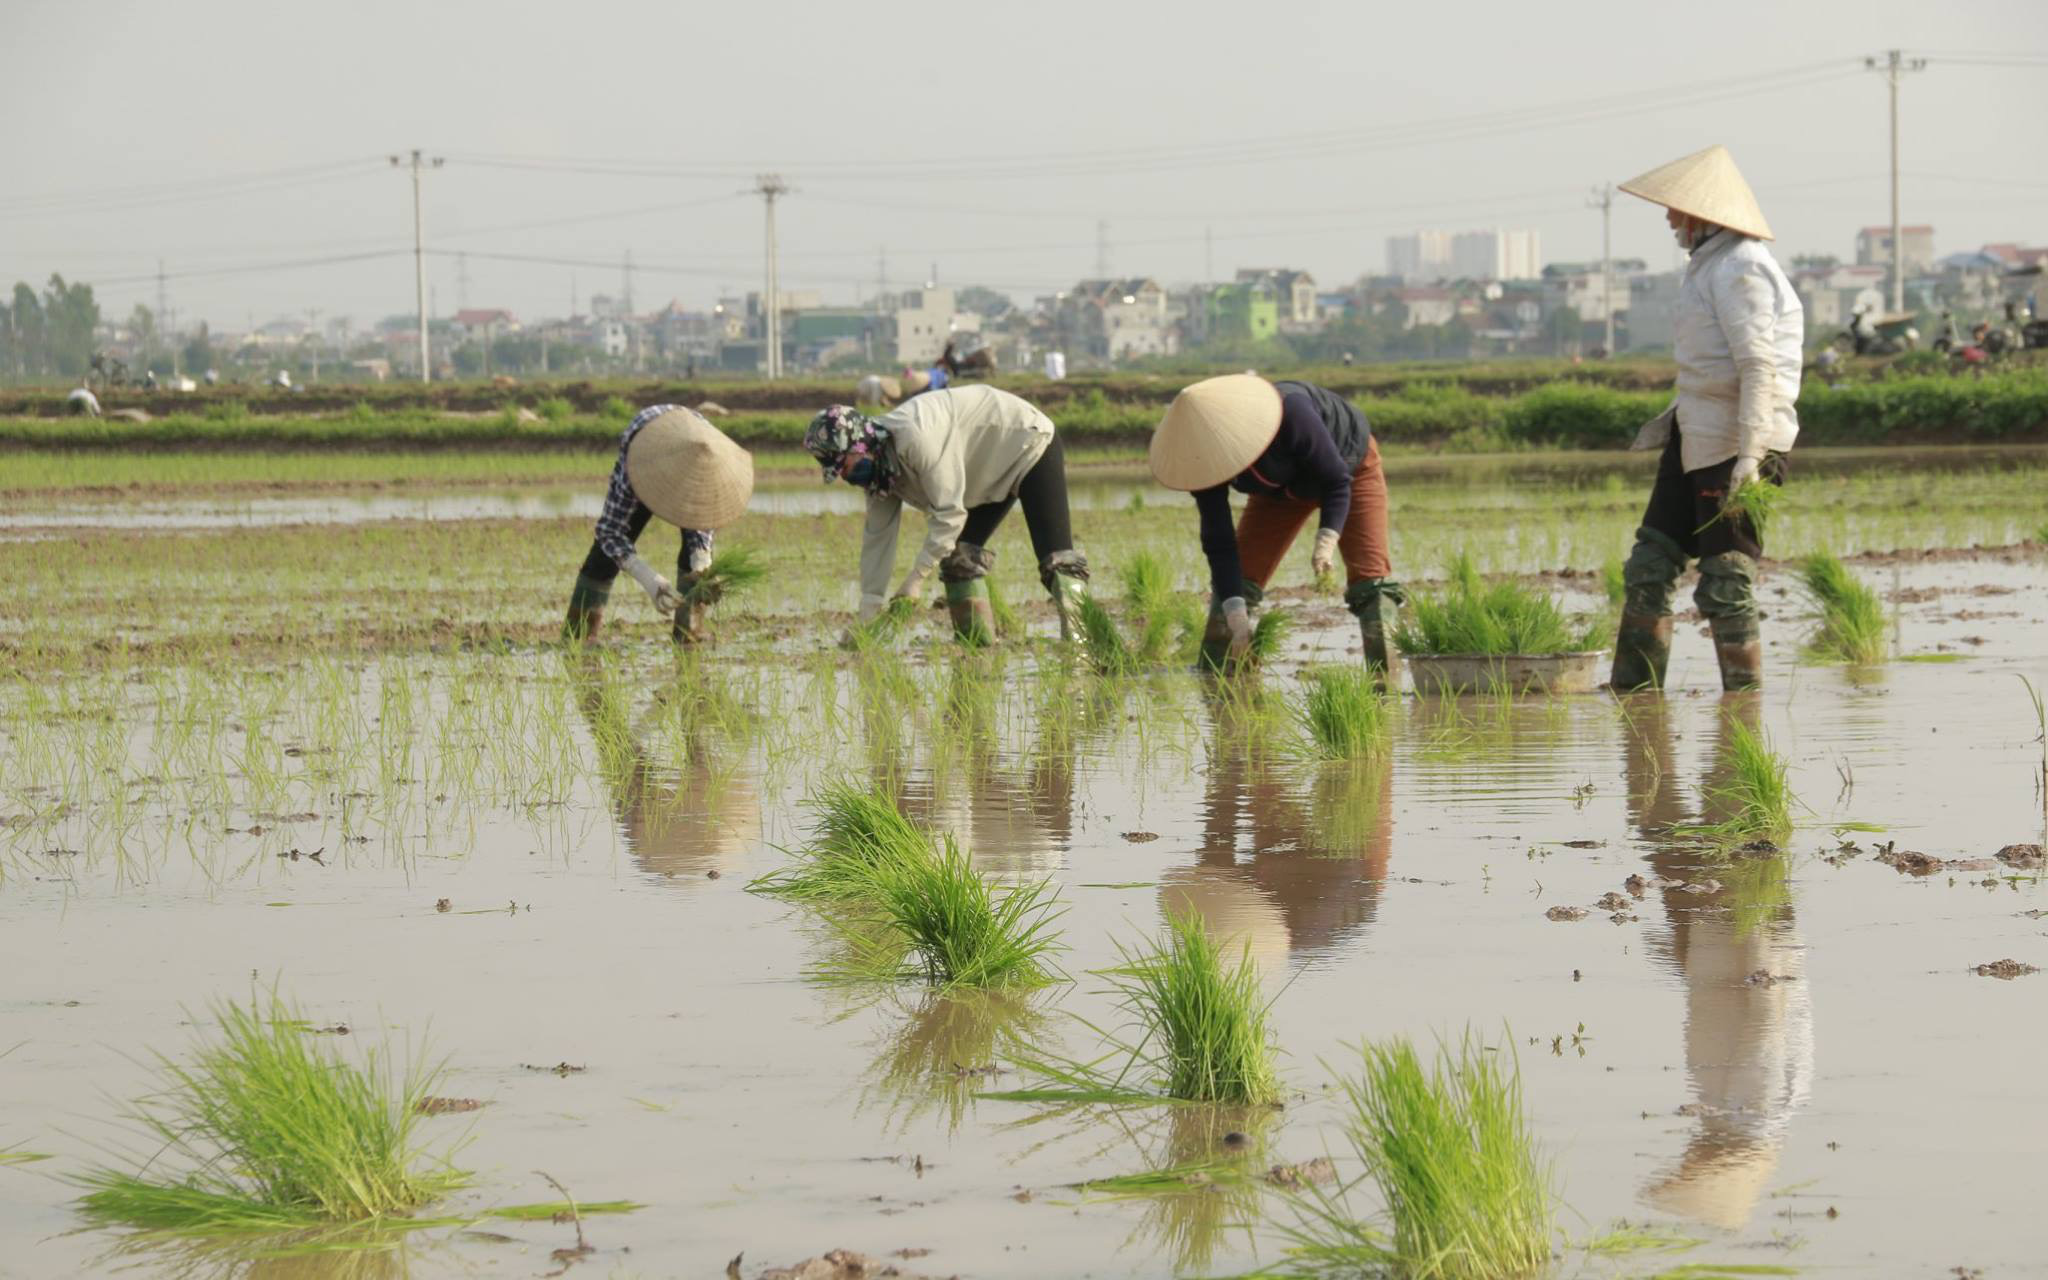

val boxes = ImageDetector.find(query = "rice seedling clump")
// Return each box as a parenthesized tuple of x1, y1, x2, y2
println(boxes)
(1393, 553, 1598, 657)
(1701, 716, 1795, 844)
(75, 994, 467, 1233)
(1293, 666, 1391, 760)
(1277, 1032, 1553, 1280)
(1798, 550, 1886, 664)
(696, 545, 768, 600)
(1105, 910, 1281, 1106)
(753, 784, 1063, 990)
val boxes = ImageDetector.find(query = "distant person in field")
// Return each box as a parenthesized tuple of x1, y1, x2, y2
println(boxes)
(562, 406, 754, 645)
(803, 385, 1089, 648)
(1608, 145, 1802, 693)
(1146, 374, 1400, 680)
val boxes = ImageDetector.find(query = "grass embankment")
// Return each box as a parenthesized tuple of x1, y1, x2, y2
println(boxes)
(5, 366, 2044, 456)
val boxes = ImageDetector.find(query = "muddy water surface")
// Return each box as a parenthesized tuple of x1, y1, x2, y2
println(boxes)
(4, 558, 2047, 1277)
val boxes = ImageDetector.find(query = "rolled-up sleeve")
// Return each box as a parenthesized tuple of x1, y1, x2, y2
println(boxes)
(1709, 263, 1784, 451)
(1195, 485, 1242, 600)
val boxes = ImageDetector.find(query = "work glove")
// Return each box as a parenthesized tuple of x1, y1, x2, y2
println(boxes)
(686, 545, 712, 574)
(622, 554, 682, 614)
(1310, 528, 1340, 579)
(1729, 453, 1762, 490)
(1221, 596, 1253, 663)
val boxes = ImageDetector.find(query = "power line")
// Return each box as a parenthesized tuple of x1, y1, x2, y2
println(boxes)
(0, 159, 389, 220)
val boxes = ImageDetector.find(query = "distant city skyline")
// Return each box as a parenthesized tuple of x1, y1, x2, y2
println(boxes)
(3, 0, 2042, 331)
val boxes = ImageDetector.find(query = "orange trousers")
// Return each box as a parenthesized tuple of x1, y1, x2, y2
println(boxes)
(1234, 437, 1392, 589)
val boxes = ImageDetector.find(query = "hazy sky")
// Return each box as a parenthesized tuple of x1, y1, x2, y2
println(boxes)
(4, 0, 2043, 332)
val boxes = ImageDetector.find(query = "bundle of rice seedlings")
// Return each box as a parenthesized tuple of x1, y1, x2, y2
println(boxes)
(1076, 593, 1139, 676)
(1600, 557, 1627, 608)
(696, 545, 766, 600)
(1105, 910, 1282, 1106)
(75, 994, 468, 1233)
(1715, 477, 1784, 541)
(1393, 553, 1598, 656)
(1277, 1032, 1554, 1280)
(1699, 716, 1795, 844)
(1122, 553, 1193, 664)
(1293, 666, 1391, 761)
(983, 572, 1023, 639)
(1250, 608, 1294, 663)
(855, 836, 1063, 989)
(1798, 550, 1886, 664)
(849, 595, 920, 649)
(749, 781, 927, 901)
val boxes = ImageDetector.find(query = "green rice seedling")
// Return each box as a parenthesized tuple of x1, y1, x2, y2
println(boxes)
(1250, 608, 1294, 663)
(1276, 1032, 1554, 1280)
(1697, 716, 1795, 845)
(74, 993, 468, 1232)
(1122, 553, 1197, 664)
(1292, 666, 1391, 761)
(983, 571, 1023, 639)
(1393, 553, 1599, 656)
(1600, 556, 1627, 607)
(750, 781, 927, 902)
(849, 595, 919, 649)
(696, 545, 768, 601)
(1076, 593, 1139, 676)
(1711, 477, 1784, 541)
(846, 838, 1064, 989)
(1104, 909, 1282, 1106)
(1, 1143, 52, 1166)
(1797, 550, 1886, 664)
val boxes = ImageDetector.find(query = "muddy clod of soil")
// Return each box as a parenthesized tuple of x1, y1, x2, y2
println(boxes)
(1545, 905, 1589, 922)
(416, 1096, 487, 1115)
(1745, 970, 1795, 987)
(1595, 892, 1632, 912)
(752, 1247, 937, 1279)
(1971, 959, 2040, 980)
(1119, 831, 1159, 843)
(1674, 879, 1723, 895)
(1267, 1156, 1337, 1188)
(1994, 843, 2045, 868)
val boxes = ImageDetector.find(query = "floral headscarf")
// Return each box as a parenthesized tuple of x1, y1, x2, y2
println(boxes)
(803, 405, 895, 492)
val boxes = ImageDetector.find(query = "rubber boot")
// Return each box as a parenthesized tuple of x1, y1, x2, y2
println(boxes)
(1710, 615, 1763, 692)
(1344, 578, 1404, 691)
(1610, 613, 1674, 691)
(1359, 615, 1399, 690)
(1197, 601, 1232, 673)
(563, 602, 605, 643)
(1047, 574, 1089, 648)
(671, 600, 710, 646)
(943, 577, 996, 647)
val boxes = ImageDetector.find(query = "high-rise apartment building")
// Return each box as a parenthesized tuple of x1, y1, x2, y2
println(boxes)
(1388, 228, 1542, 282)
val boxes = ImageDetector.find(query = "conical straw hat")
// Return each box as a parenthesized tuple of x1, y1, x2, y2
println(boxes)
(1619, 144, 1773, 241)
(1148, 374, 1283, 492)
(625, 408, 754, 529)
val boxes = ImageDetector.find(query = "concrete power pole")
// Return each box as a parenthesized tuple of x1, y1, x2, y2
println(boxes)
(755, 174, 789, 379)
(1588, 183, 1614, 354)
(155, 260, 169, 372)
(1865, 49, 1927, 314)
(390, 149, 444, 382)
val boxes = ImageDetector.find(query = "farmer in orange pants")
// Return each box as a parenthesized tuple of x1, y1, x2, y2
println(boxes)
(1148, 374, 1401, 679)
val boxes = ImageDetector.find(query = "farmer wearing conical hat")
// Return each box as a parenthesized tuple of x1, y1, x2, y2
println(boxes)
(1611, 145, 1803, 692)
(804, 384, 1090, 647)
(562, 405, 755, 645)
(1149, 375, 1400, 677)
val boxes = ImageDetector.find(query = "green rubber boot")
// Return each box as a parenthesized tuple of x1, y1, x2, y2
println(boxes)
(1611, 613, 1674, 691)
(944, 577, 996, 647)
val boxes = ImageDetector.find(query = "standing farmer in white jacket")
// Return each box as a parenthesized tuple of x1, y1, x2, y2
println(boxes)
(804, 385, 1090, 646)
(1610, 145, 1802, 692)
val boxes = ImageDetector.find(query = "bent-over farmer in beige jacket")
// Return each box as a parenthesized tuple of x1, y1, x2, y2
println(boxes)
(804, 385, 1090, 647)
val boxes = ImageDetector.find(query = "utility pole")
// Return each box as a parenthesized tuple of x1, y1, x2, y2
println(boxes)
(306, 308, 322, 382)
(755, 174, 789, 379)
(155, 260, 169, 372)
(1588, 183, 1614, 354)
(456, 252, 470, 311)
(1865, 49, 1927, 314)
(389, 149, 443, 382)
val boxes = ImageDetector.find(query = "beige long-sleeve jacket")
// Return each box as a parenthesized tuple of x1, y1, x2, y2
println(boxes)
(1634, 230, 1804, 471)
(858, 385, 1055, 616)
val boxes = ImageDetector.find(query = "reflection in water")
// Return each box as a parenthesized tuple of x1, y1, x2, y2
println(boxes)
(858, 989, 1047, 1136)
(897, 656, 1089, 878)
(1161, 677, 1394, 968)
(570, 655, 762, 878)
(1116, 1103, 1274, 1276)
(1622, 693, 1813, 1230)
(90, 1228, 426, 1280)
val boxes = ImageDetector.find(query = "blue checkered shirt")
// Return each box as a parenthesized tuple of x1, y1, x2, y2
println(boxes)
(595, 404, 714, 570)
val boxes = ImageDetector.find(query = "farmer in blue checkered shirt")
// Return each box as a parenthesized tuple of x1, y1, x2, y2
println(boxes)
(563, 406, 755, 644)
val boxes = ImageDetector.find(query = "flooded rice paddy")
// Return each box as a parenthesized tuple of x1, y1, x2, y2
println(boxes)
(3, 446, 2047, 1277)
